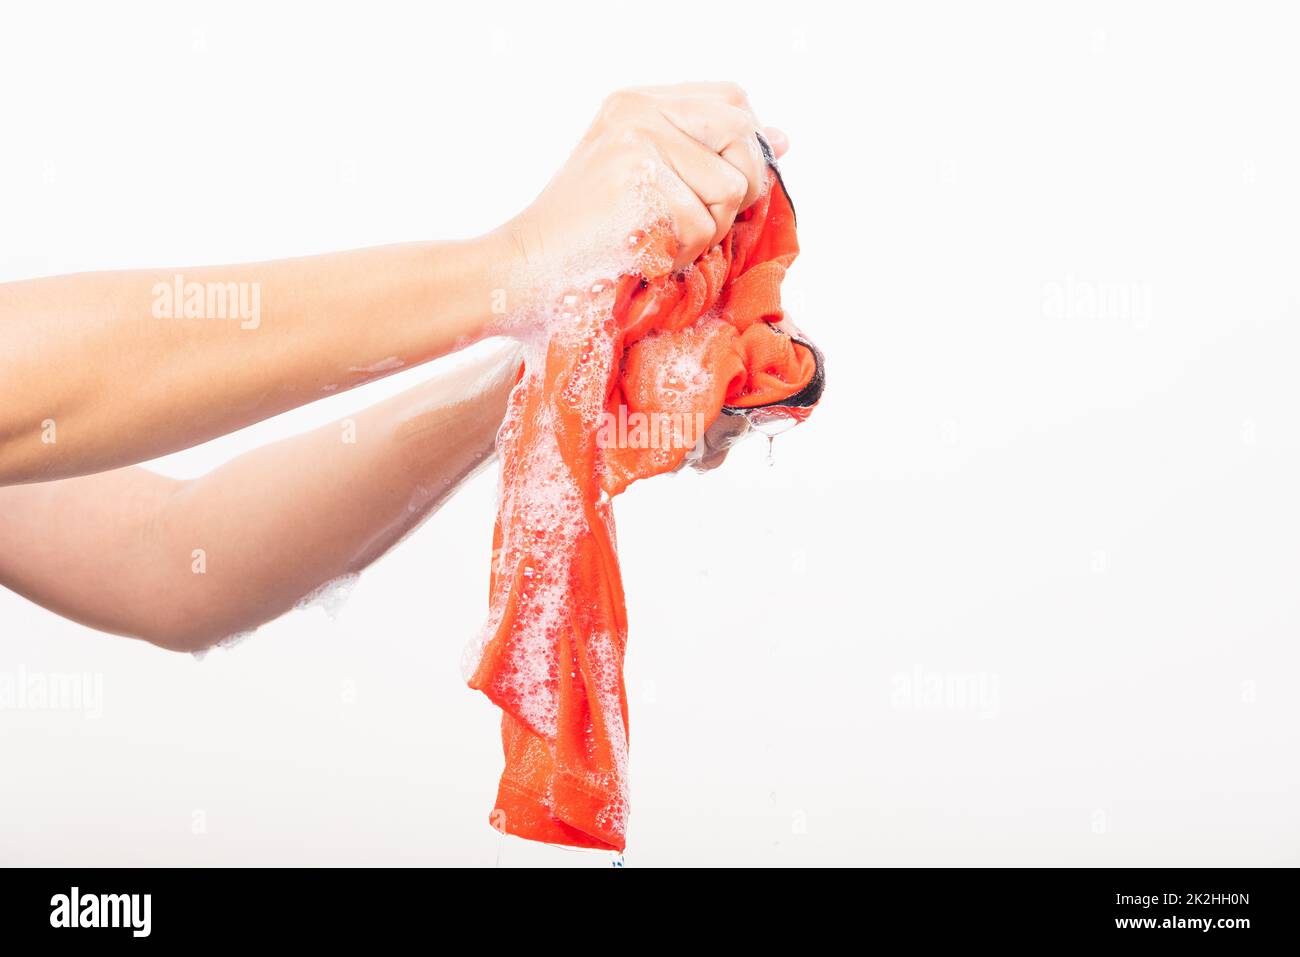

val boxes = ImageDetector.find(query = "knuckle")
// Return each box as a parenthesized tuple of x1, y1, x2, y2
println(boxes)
(603, 88, 646, 118)
(721, 169, 747, 207)
(727, 107, 757, 142)
(718, 82, 749, 107)
(679, 208, 715, 249)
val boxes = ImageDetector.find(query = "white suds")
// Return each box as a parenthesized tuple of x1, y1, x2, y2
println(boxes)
(348, 356, 405, 375)
(295, 573, 360, 620)
(483, 181, 666, 344)
(189, 574, 359, 661)
(464, 177, 685, 841)
(190, 628, 256, 660)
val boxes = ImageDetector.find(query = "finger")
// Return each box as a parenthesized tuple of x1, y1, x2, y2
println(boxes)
(694, 447, 731, 471)
(696, 422, 748, 470)
(655, 99, 766, 211)
(656, 164, 722, 270)
(655, 126, 750, 251)
(762, 126, 789, 159)
(631, 81, 753, 111)
(686, 412, 750, 472)
(705, 412, 751, 450)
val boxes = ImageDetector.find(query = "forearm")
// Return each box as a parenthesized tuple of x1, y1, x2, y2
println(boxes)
(0, 235, 512, 485)
(0, 342, 520, 651)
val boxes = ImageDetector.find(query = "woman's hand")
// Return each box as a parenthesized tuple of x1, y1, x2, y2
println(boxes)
(501, 82, 789, 275)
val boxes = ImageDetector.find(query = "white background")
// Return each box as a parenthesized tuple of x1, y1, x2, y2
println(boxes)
(2, 1, 1297, 866)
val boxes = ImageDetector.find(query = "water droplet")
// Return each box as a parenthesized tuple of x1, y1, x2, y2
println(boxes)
(746, 407, 802, 437)
(766, 434, 775, 467)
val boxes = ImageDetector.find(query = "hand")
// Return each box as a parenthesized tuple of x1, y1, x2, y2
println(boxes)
(680, 412, 753, 473)
(501, 82, 789, 276)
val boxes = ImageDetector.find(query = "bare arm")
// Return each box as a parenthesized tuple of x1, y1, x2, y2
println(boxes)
(0, 342, 521, 652)
(0, 84, 784, 488)
(0, 237, 516, 485)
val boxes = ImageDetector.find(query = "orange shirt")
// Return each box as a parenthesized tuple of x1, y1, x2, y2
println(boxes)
(468, 166, 819, 850)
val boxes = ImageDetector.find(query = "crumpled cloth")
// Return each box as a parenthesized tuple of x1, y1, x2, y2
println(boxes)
(467, 161, 819, 851)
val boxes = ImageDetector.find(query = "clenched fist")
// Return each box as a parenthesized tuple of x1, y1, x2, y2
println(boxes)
(501, 82, 789, 275)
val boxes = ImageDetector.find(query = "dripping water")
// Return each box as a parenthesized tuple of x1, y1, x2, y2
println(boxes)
(743, 407, 802, 468)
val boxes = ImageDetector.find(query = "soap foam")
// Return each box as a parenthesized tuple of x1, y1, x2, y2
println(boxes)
(295, 572, 360, 620)
(463, 205, 641, 778)
(483, 181, 667, 345)
(190, 628, 255, 660)
(189, 573, 359, 662)
(465, 174, 762, 846)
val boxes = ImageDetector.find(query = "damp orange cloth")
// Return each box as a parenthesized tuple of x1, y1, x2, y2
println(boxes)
(467, 167, 818, 851)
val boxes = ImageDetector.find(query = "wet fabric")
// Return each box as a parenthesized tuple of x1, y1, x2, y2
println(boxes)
(468, 166, 819, 851)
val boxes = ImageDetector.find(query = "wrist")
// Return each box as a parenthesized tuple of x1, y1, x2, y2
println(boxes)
(475, 216, 541, 322)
